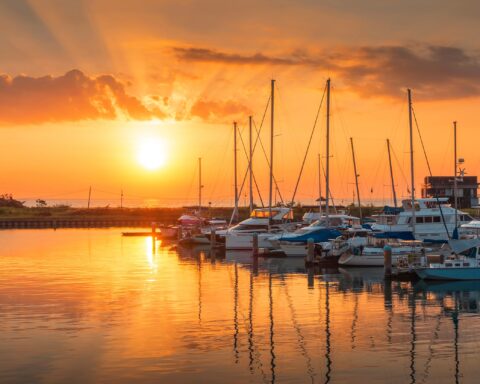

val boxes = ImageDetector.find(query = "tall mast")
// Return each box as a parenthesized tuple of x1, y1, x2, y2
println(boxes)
(318, 153, 323, 216)
(387, 139, 398, 209)
(234, 122, 239, 221)
(198, 157, 202, 213)
(269, 79, 275, 223)
(249, 115, 254, 214)
(325, 78, 331, 224)
(350, 137, 362, 221)
(407, 89, 416, 237)
(453, 121, 458, 230)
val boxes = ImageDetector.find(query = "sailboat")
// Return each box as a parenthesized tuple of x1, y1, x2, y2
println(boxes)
(224, 80, 297, 250)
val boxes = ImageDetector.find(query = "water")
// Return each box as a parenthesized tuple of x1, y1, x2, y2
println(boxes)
(0, 229, 479, 384)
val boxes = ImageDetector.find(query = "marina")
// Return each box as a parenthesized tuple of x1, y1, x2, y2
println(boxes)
(3, 2, 480, 382)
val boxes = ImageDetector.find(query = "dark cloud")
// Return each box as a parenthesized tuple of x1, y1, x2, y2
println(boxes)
(0, 69, 164, 124)
(190, 99, 252, 123)
(336, 45, 480, 99)
(173, 47, 321, 66)
(174, 44, 480, 100)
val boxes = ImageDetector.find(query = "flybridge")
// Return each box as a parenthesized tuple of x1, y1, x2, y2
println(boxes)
(402, 198, 450, 211)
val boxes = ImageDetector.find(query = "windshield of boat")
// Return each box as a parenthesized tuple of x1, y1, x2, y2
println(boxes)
(230, 224, 268, 231)
(310, 217, 357, 227)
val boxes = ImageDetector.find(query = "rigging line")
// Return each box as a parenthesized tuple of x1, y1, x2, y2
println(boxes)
(227, 97, 271, 225)
(320, 158, 337, 213)
(252, 119, 285, 204)
(370, 145, 388, 198)
(390, 144, 410, 192)
(412, 106, 450, 239)
(412, 107, 433, 175)
(237, 127, 265, 207)
(209, 127, 233, 201)
(290, 82, 327, 205)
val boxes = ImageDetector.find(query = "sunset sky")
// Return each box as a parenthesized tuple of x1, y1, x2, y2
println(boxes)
(1, 0, 480, 207)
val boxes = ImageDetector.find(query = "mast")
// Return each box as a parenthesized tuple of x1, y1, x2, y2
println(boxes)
(407, 89, 416, 237)
(350, 137, 362, 221)
(318, 153, 322, 216)
(249, 115, 254, 214)
(198, 157, 202, 213)
(269, 80, 275, 224)
(87, 186, 92, 209)
(453, 121, 458, 231)
(387, 139, 398, 209)
(325, 78, 331, 225)
(234, 122, 239, 221)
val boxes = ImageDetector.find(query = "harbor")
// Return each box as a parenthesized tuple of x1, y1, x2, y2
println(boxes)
(3, 1, 480, 382)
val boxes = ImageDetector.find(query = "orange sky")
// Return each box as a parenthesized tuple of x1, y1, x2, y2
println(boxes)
(1, 0, 480, 207)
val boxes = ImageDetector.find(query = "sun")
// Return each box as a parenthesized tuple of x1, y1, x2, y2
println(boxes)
(137, 136, 168, 170)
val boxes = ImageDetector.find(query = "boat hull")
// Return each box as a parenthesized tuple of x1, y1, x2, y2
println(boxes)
(225, 233, 274, 250)
(415, 267, 480, 280)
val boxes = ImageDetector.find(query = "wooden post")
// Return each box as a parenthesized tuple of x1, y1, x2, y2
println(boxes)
(253, 233, 259, 257)
(384, 245, 392, 278)
(307, 238, 315, 263)
(210, 229, 216, 250)
(177, 226, 182, 241)
(307, 266, 314, 288)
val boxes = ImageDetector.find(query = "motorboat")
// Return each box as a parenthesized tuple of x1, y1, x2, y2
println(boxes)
(338, 235, 429, 267)
(371, 198, 473, 243)
(415, 239, 480, 280)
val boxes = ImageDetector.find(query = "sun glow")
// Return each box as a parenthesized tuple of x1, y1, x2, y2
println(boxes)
(137, 136, 168, 170)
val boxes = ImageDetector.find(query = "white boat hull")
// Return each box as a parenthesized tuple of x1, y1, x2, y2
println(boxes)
(338, 246, 425, 267)
(225, 233, 274, 250)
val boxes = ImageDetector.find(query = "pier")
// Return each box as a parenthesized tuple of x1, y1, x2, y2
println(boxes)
(0, 219, 155, 229)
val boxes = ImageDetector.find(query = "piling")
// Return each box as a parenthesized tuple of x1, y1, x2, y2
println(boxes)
(210, 229, 216, 249)
(384, 245, 392, 279)
(307, 266, 314, 288)
(306, 238, 315, 263)
(177, 226, 182, 241)
(252, 233, 259, 257)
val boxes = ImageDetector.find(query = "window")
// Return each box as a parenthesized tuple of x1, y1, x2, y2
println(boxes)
(424, 216, 433, 223)
(416, 217, 424, 224)
(251, 209, 281, 218)
(433, 217, 441, 223)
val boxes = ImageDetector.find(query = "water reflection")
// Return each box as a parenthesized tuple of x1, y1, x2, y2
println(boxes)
(0, 230, 480, 383)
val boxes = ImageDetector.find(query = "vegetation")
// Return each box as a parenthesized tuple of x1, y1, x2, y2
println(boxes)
(0, 194, 25, 208)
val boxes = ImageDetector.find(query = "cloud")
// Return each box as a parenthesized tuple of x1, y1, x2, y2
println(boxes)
(0, 69, 164, 124)
(173, 47, 321, 66)
(190, 99, 252, 123)
(174, 44, 480, 100)
(334, 45, 480, 99)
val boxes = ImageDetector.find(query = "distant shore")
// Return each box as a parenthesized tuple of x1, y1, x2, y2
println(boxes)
(0, 205, 377, 223)
(0, 205, 477, 228)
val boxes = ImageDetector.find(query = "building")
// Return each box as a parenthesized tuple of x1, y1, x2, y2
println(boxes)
(422, 176, 479, 208)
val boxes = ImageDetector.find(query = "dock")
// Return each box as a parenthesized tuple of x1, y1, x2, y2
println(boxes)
(0, 219, 155, 229)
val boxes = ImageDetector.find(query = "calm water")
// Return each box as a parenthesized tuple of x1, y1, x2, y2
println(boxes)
(1, 229, 479, 384)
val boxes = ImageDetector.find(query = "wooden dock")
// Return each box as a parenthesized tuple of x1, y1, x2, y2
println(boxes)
(0, 219, 155, 229)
